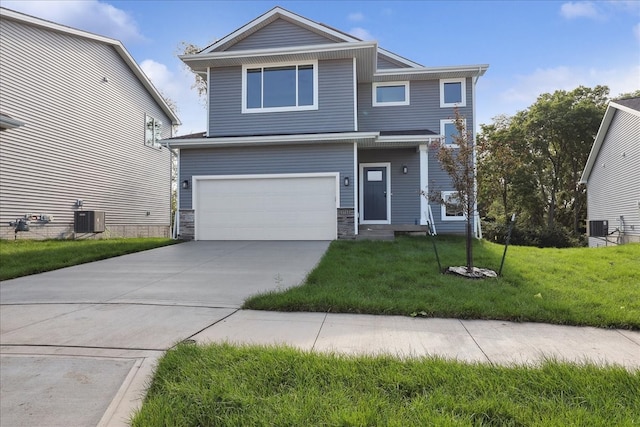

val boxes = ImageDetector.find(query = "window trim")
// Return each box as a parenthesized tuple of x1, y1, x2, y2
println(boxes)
(440, 78, 466, 108)
(241, 60, 318, 113)
(440, 118, 467, 148)
(441, 191, 466, 221)
(372, 81, 410, 107)
(144, 113, 162, 149)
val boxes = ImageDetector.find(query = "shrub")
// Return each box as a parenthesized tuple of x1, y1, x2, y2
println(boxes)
(482, 221, 586, 248)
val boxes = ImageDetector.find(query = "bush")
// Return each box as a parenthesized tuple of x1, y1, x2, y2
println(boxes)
(482, 221, 586, 248)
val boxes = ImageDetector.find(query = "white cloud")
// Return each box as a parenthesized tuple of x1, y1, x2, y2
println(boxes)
(348, 12, 364, 22)
(560, 2, 601, 19)
(349, 27, 374, 40)
(477, 64, 640, 127)
(141, 59, 206, 135)
(2, 0, 145, 43)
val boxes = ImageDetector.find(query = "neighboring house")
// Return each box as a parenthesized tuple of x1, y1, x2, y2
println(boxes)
(0, 8, 180, 240)
(169, 6, 487, 241)
(580, 97, 640, 247)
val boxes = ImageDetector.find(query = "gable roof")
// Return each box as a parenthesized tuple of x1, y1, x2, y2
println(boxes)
(580, 97, 640, 184)
(181, 6, 487, 82)
(0, 7, 180, 125)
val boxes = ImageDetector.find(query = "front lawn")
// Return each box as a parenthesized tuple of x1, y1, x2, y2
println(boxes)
(0, 238, 178, 280)
(244, 236, 640, 329)
(132, 343, 640, 426)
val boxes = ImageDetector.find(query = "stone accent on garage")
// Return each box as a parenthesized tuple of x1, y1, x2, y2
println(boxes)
(337, 208, 355, 239)
(179, 209, 195, 240)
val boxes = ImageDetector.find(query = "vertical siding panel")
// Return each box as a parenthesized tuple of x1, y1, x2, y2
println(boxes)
(209, 59, 355, 136)
(587, 109, 640, 246)
(180, 144, 354, 208)
(0, 18, 172, 235)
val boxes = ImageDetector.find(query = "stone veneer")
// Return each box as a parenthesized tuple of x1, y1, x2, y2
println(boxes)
(178, 209, 195, 240)
(337, 208, 355, 239)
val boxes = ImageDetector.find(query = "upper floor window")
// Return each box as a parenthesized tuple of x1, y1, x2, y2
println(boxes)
(440, 78, 466, 108)
(372, 81, 409, 106)
(440, 118, 467, 148)
(242, 61, 317, 113)
(145, 114, 162, 148)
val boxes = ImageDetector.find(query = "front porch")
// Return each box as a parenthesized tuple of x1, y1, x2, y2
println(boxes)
(356, 224, 429, 240)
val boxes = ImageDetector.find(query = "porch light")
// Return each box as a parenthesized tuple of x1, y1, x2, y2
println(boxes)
(182, 179, 190, 190)
(344, 176, 349, 186)
(402, 165, 408, 174)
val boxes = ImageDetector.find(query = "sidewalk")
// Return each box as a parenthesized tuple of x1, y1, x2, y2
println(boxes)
(3, 309, 639, 427)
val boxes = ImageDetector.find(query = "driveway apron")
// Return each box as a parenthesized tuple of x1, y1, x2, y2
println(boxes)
(0, 241, 330, 427)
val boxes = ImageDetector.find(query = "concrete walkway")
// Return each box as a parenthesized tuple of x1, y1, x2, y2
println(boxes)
(1, 241, 639, 427)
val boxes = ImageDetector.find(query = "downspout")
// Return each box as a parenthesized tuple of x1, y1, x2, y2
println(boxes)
(472, 67, 482, 239)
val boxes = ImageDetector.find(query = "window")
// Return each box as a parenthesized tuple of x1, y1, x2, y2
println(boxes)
(440, 78, 466, 107)
(372, 81, 409, 106)
(440, 119, 466, 148)
(242, 61, 317, 113)
(441, 191, 465, 221)
(145, 114, 162, 148)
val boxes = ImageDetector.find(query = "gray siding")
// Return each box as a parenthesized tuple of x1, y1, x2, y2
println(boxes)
(0, 18, 172, 234)
(209, 59, 355, 136)
(358, 78, 474, 134)
(427, 152, 468, 235)
(358, 149, 421, 225)
(224, 18, 336, 51)
(180, 143, 354, 208)
(586, 108, 640, 246)
(377, 54, 408, 69)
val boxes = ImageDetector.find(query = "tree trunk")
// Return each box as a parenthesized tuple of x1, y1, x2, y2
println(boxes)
(466, 221, 473, 272)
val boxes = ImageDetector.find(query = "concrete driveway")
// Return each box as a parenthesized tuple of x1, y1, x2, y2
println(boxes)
(0, 240, 330, 427)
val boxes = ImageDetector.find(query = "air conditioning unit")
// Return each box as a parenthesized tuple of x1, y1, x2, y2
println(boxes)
(588, 220, 608, 237)
(74, 211, 105, 233)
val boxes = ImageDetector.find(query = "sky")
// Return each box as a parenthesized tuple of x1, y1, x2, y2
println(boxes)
(3, 0, 639, 136)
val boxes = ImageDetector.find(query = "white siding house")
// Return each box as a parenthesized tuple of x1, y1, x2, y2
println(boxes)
(0, 8, 180, 240)
(580, 97, 640, 247)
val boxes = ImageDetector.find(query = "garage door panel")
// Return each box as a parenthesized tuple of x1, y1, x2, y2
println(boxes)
(195, 175, 337, 240)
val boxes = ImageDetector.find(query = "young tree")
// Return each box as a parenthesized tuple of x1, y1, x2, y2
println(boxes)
(430, 108, 477, 273)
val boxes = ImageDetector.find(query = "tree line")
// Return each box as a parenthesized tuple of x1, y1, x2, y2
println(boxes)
(477, 86, 639, 247)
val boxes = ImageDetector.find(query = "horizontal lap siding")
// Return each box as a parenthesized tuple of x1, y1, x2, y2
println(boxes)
(209, 59, 354, 136)
(224, 18, 336, 50)
(587, 109, 640, 245)
(358, 149, 421, 225)
(377, 55, 408, 69)
(180, 143, 354, 208)
(357, 78, 474, 133)
(0, 19, 171, 229)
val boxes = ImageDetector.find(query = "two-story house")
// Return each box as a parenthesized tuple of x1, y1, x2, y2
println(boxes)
(168, 7, 487, 240)
(0, 8, 180, 240)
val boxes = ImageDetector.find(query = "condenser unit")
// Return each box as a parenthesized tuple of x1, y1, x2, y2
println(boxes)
(588, 220, 608, 237)
(74, 211, 105, 233)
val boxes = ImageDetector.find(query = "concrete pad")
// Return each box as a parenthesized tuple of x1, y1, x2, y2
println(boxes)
(192, 310, 325, 350)
(314, 314, 488, 362)
(0, 304, 94, 334)
(1, 304, 236, 350)
(0, 355, 135, 427)
(461, 320, 640, 369)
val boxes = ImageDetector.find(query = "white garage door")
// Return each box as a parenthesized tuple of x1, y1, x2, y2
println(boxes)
(194, 174, 338, 240)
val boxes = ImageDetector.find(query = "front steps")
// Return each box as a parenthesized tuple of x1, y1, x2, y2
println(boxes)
(356, 224, 429, 241)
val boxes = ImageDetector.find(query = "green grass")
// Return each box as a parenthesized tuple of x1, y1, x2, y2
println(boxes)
(0, 238, 178, 280)
(132, 342, 640, 426)
(244, 236, 640, 329)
